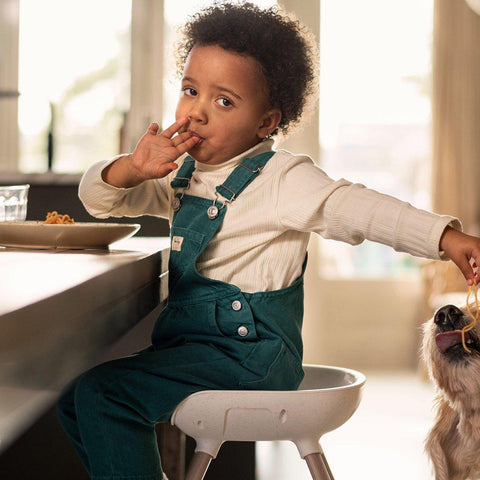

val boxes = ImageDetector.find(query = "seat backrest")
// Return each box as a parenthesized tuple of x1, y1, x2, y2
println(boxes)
(298, 364, 365, 390)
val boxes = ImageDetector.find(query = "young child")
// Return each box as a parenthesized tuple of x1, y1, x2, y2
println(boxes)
(57, 2, 480, 479)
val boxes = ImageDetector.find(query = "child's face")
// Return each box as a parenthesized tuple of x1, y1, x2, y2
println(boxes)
(176, 45, 280, 165)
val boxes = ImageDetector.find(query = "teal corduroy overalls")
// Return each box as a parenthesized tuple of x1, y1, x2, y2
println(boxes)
(57, 151, 306, 480)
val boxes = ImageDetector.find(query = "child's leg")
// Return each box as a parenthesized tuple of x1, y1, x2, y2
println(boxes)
(56, 343, 243, 480)
(56, 377, 92, 475)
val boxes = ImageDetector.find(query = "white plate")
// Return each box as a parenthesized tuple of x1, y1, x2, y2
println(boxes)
(0, 221, 140, 249)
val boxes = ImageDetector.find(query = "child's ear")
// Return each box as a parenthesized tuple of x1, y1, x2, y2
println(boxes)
(258, 108, 282, 138)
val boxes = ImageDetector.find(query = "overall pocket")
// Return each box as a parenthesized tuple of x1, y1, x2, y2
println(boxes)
(152, 301, 219, 346)
(168, 226, 205, 289)
(239, 341, 304, 390)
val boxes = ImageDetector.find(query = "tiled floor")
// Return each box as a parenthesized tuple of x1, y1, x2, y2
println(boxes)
(256, 370, 436, 480)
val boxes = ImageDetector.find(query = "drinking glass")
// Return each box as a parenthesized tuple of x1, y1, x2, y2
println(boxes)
(0, 185, 30, 221)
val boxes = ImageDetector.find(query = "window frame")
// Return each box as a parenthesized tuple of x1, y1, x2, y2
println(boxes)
(0, 0, 20, 172)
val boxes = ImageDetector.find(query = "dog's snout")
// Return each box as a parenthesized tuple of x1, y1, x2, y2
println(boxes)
(434, 304, 464, 330)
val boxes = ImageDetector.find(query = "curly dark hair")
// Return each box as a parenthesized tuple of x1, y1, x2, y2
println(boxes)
(176, 2, 318, 136)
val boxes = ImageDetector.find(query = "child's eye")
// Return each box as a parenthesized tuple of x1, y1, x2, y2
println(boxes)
(183, 87, 197, 96)
(216, 97, 233, 108)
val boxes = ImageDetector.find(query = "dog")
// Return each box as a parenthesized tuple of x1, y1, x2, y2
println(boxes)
(423, 302, 480, 480)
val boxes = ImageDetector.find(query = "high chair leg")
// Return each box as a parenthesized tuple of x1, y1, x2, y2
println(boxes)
(304, 452, 335, 480)
(185, 451, 213, 480)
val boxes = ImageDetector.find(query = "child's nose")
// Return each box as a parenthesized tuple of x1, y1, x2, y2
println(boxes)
(187, 99, 208, 124)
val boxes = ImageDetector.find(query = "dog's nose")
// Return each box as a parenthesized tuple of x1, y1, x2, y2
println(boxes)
(434, 304, 464, 330)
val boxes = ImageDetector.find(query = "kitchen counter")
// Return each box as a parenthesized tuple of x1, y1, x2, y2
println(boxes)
(0, 237, 170, 452)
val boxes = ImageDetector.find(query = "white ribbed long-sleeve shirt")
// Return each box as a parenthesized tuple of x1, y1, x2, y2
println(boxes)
(79, 139, 460, 292)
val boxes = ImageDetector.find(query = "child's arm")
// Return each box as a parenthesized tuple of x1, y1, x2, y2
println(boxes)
(103, 118, 200, 188)
(439, 226, 480, 285)
(78, 118, 199, 220)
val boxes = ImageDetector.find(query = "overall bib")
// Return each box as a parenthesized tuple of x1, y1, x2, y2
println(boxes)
(57, 151, 305, 480)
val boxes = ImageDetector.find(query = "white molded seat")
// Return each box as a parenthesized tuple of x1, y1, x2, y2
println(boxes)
(171, 364, 366, 480)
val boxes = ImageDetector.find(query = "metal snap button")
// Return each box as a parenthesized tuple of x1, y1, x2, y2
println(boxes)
(232, 300, 242, 311)
(237, 326, 249, 337)
(172, 197, 181, 211)
(207, 205, 219, 220)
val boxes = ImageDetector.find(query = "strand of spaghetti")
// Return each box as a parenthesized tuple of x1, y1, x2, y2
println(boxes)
(462, 282, 479, 353)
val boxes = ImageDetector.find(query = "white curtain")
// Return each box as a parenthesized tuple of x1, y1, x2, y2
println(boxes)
(432, 0, 480, 235)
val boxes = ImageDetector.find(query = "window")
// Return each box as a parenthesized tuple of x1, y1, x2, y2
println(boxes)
(15, 0, 278, 174)
(318, 0, 434, 277)
(18, 0, 131, 173)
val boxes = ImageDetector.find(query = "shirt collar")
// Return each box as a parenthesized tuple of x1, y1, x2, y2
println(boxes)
(194, 139, 275, 172)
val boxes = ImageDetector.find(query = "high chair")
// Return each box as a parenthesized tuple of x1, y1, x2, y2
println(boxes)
(170, 364, 366, 480)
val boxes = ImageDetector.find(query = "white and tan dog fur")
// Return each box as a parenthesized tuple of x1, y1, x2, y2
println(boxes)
(423, 301, 480, 480)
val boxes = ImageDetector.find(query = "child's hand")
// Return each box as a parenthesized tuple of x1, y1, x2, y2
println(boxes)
(103, 117, 199, 188)
(130, 118, 199, 181)
(440, 226, 480, 285)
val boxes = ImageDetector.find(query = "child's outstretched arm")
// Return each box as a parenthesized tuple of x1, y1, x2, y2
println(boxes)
(440, 226, 480, 285)
(102, 117, 199, 188)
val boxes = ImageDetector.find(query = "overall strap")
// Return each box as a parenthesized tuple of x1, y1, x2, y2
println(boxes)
(215, 151, 275, 202)
(170, 156, 195, 189)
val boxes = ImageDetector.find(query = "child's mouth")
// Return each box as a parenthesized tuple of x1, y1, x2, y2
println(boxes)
(189, 131, 204, 145)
